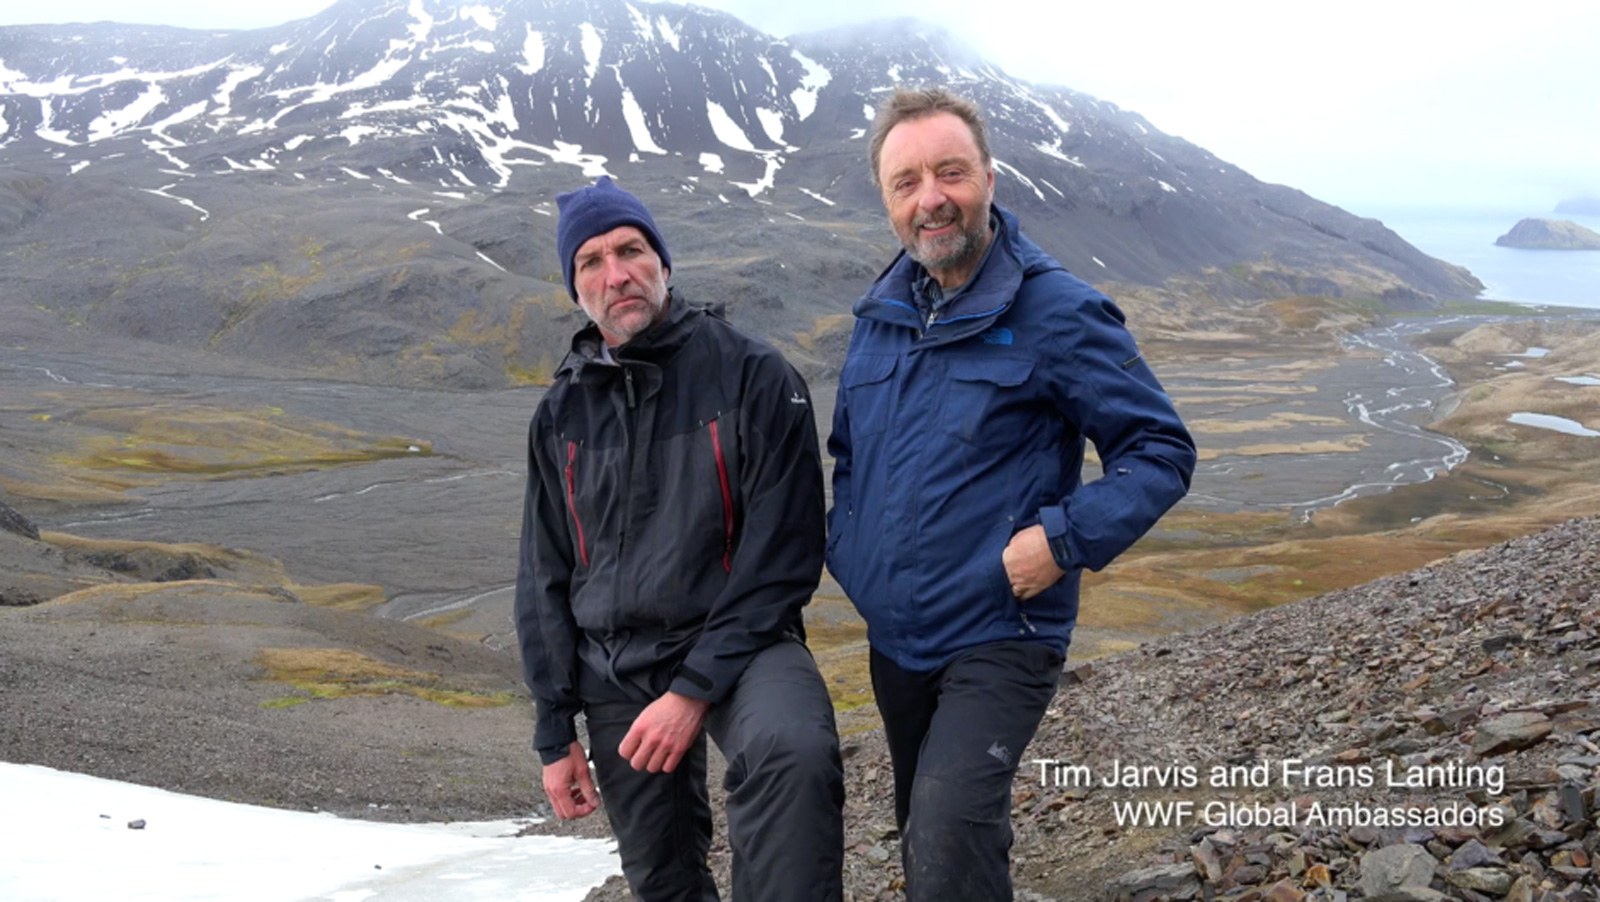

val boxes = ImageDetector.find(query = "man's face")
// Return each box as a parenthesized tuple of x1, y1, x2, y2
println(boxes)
(877, 111, 995, 288)
(572, 225, 670, 346)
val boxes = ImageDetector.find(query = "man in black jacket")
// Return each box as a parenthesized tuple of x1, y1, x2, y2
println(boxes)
(515, 176, 843, 901)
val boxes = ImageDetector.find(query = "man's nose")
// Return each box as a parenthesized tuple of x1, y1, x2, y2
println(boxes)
(916, 178, 948, 211)
(602, 254, 632, 288)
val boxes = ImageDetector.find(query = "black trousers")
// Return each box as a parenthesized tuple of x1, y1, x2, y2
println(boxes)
(871, 641, 1063, 902)
(584, 639, 845, 902)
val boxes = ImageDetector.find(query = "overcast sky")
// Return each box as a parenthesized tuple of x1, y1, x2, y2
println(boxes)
(1, 0, 1594, 216)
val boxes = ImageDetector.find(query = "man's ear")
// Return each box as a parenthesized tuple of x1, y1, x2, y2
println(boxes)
(662, 266, 670, 282)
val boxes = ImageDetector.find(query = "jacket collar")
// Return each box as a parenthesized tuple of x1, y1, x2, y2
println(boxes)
(558, 289, 702, 379)
(855, 203, 1031, 345)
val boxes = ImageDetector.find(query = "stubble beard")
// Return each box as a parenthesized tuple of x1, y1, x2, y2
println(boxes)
(902, 203, 987, 276)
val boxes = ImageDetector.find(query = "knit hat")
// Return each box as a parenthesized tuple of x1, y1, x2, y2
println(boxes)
(555, 175, 672, 302)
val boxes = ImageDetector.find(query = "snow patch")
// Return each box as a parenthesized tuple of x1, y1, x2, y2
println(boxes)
(284, 135, 314, 151)
(212, 65, 264, 117)
(1092, 256, 1106, 268)
(732, 154, 783, 198)
(139, 183, 209, 220)
(798, 187, 835, 206)
(789, 51, 829, 121)
(339, 125, 381, 145)
(340, 167, 372, 180)
(993, 159, 1044, 201)
(699, 152, 724, 174)
(476, 251, 506, 271)
(1508, 413, 1599, 437)
(1158, 179, 1177, 193)
(755, 108, 784, 144)
(459, 5, 498, 30)
(0, 763, 619, 902)
(706, 102, 755, 151)
(580, 24, 603, 82)
(70, 161, 90, 174)
(621, 86, 666, 154)
(626, 4, 653, 41)
(519, 27, 545, 74)
(656, 16, 680, 51)
(86, 84, 165, 141)
(1555, 374, 1600, 386)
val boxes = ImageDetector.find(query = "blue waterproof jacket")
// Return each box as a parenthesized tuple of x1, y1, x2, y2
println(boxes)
(826, 205, 1196, 672)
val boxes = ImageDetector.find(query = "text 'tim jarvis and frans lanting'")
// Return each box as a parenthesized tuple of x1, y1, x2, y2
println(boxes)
(1030, 757, 1509, 830)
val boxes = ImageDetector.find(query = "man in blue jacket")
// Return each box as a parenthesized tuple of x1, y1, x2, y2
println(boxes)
(827, 89, 1196, 900)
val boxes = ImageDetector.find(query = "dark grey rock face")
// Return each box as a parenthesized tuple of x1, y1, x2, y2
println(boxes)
(0, 499, 39, 541)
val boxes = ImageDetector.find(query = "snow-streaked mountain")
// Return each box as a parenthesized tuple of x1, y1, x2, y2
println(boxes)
(0, 0, 1482, 387)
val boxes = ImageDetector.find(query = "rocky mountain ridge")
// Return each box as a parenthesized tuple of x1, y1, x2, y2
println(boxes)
(2, 0, 1482, 387)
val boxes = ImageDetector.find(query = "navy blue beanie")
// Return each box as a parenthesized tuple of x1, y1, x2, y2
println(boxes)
(555, 176, 672, 302)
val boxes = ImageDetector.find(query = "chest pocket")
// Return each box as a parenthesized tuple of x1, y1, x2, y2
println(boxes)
(939, 355, 1035, 446)
(839, 354, 899, 440)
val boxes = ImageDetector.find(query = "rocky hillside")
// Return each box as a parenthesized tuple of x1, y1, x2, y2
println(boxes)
(1496, 219, 1600, 251)
(825, 516, 1600, 901)
(1, 0, 1482, 388)
(11, 500, 1594, 900)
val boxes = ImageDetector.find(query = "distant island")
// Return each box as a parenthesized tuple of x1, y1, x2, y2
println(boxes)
(1555, 197, 1600, 216)
(1495, 218, 1600, 250)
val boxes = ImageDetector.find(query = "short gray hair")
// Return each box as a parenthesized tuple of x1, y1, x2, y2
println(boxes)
(868, 88, 991, 186)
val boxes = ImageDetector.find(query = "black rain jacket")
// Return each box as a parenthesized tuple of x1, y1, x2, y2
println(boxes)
(514, 295, 825, 763)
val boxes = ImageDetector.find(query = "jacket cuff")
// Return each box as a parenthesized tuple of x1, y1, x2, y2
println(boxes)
(533, 703, 579, 762)
(536, 741, 577, 766)
(1038, 504, 1076, 571)
(668, 663, 724, 704)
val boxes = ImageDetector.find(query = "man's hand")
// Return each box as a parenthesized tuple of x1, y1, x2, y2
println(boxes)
(542, 742, 601, 820)
(618, 691, 711, 773)
(1002, 524, 1066, 602)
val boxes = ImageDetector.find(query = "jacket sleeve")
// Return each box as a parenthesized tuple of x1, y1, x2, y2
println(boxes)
(1036, 284, 1197, 572)
(669, 354, 826, 703)
(512, 411, 585, 764)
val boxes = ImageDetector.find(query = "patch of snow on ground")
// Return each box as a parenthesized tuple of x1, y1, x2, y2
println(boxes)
(213, 65, 264, 116)
(340, 125, 381, 145)
(1092, 256, 1106, 268)
(656, 16, 680, 50)
(993, 159, 1045, 201)
(138, 184, 209, 220)
(70, 161, 90, 174)
(0, 763, 618, 902)
(789, 51, 829, 121)
(755, 108, 784, 144)
(341, 167, 372, 180)
(1555, 374, 1600, 386)
(1025, 94, 1072, 135)
(621, 85, 666, 154)
(706, 102, 755, 151)
(520, 27, 545, 74)
(699, 152, 724, 174)
(1039, 178, 1064, 198)
(626, 3, 653, 41)
(798, 187, 834, 206)
(477, 251, 506, 271)
(732, 154, 782, 198)
(1158, 179, 1177, 193)
(1508, 413, 1600, 437)
(460, 5, 498, 30)
(285, 134, 314, 151)
(580, 24, 603, 82)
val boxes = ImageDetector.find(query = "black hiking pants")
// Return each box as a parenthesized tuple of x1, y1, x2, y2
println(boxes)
(871, 640, 1063, 902)
(583, 639, 844, 902)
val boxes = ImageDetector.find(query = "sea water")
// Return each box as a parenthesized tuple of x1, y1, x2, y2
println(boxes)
(1362, 207, 1600, 310)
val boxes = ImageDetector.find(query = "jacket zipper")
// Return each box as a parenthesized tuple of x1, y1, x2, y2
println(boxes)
(709, 420, 734, 572)
(564, 441, 589, 567)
